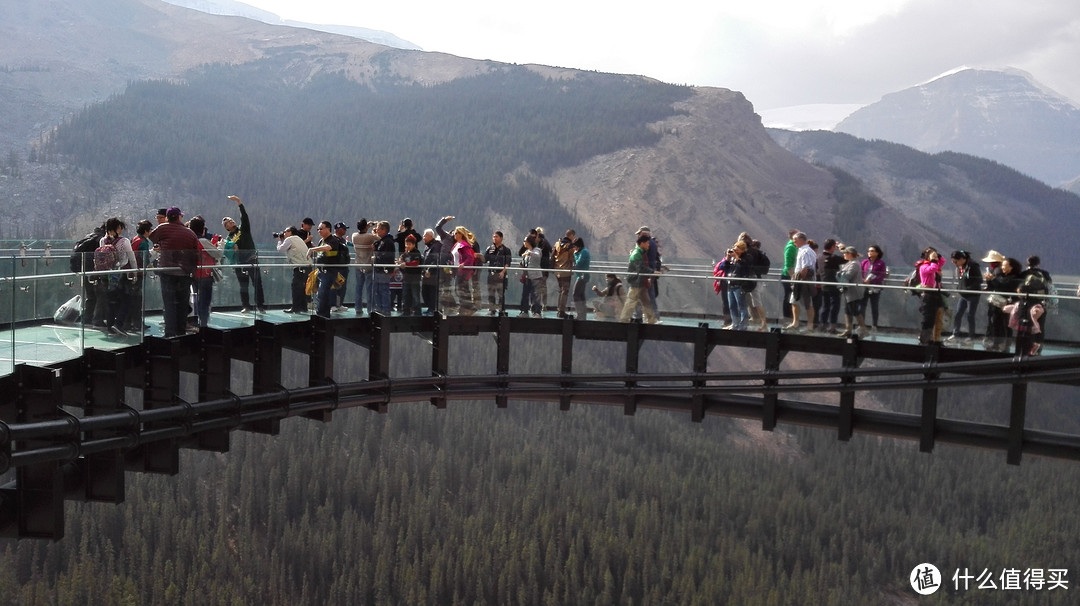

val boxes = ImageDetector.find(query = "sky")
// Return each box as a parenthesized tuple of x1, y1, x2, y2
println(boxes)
(239, 0, 1080, 112)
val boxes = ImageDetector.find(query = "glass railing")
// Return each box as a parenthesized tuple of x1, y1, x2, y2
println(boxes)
(2, 251, 1078, 376)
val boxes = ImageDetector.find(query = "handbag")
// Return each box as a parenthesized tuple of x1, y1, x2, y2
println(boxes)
(987, 293, 1007, 308)
(305, 269, 319, 296)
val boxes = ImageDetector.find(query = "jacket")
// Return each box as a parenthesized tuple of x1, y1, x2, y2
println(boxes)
(626, 245, 649, 287)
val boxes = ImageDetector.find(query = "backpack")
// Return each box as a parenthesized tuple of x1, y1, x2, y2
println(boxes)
(93, 236, 120, 272)
(902, 266, 921, 295)
(712, 259, 727, 294)
(755, 250, 771, 276)
(70, 230, 102, 273)
(1020, 271, 1049, 295)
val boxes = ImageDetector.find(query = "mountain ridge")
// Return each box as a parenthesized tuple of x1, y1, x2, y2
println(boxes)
(835, 67, 1080, 186)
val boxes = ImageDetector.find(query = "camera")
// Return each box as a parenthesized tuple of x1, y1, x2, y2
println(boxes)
(273, 231, 284, 239)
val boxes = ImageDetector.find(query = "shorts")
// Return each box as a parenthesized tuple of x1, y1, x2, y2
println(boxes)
(789, 282, 816, 309)
(745, 289, 763, 308)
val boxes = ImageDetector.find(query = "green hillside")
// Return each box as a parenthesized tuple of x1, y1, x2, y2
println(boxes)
(42, 53, 693, 239)
(2, 400, 1077, 605)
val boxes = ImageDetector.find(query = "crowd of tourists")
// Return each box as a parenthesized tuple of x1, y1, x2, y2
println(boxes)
(714, 229, 1056, 355)
(69, 201, 1060, 354)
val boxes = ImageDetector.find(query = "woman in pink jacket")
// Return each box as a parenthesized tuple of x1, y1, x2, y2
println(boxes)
(915, 247, 946, 344)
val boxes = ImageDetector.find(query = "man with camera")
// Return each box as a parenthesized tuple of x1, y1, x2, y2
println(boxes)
(395, 218, 421, 253)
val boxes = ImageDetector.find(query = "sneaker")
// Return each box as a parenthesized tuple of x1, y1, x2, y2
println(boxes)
(257, 306, 268, 314)
(240, 307, 251, 314)
(108, 325, 129, 337)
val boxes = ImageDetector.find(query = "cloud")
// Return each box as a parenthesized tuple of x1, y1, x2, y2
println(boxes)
(702, 0, 1080, 108)
(244, 0, 1080, 109)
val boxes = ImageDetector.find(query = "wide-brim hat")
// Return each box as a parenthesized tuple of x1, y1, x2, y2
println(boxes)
(981, 250, 1005, 263)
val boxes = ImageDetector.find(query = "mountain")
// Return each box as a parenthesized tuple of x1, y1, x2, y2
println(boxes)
(0, 0, 853, 261)
(834, 68, 1080, 187)
(770, 128, 1080, 270)
(160, 0, 421, 50)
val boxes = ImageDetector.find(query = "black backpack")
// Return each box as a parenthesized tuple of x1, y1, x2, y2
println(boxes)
(70, 230, 103, 273)
(754, 250, 771, 276)
(1020, 270, 1050, 295)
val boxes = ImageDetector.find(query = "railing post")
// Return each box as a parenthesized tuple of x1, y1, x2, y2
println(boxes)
(560, 316, 573, 411)
(624, 322, 641, 416)
(495, 314, 510, 408)
(1, 365, 66, 539)
(691, 323, 710, 423)
(243, 322, 281, 435)
(138, 336, 191, 476)
(81, 349, 128, 502)
(837, 335, 862, 441)
(1007, 382, 1027, 465)
(761, 328, 786, 431)
(368, 312, 390, 413)
(920, 345, 940, 454)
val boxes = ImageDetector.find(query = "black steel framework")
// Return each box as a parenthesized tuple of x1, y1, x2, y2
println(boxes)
(2, 313, 1079, 540)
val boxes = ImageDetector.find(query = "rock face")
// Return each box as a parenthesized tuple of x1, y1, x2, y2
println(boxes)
(835, 68, 1080, 187)
(549, 88, 836, 260)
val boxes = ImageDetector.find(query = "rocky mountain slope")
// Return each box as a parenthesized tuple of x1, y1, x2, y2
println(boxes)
(835, 68, 1080, 187)
(770, 128, 1080, 269)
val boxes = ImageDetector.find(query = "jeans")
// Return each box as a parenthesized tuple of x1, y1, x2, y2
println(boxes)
(572, 277, 589, 318)
(160, 273, 192, 337)
(354, 270, 371, 312)
(402, 280, 422, 315)
(316, 267, 341, 318)
(372, 271, 392, 315)
(862, 290, 882, 327)
(726, 285, 747, 329)
(819, 289, 840, 326)
(953, 294, 979, 337)
(193, 276, 214, 327)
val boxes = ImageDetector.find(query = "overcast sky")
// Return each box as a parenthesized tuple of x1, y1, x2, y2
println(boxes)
(240, 0, 1080, 110)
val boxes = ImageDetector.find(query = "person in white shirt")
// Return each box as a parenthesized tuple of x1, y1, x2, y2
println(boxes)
(784, 231, 818, 332)
(277, 226, 312, 313)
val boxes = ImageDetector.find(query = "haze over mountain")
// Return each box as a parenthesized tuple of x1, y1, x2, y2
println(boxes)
(160, 0, 420, 50)
(835, 68, 1080, 187)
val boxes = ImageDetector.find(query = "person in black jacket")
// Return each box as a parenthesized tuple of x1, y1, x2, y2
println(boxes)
(307, 221, 349, 319)
(371, 221, 397, 315)
(420, 229, 442, 316)
(982, 253, 1022, 352)
(484, 231, 512, 315)
(946, 250, 982, 345)
(221, 195, 266, 313)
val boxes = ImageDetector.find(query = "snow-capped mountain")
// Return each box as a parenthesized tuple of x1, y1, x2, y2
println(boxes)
(834, 67, 1080, 187)
(161, 0, 421, 50)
